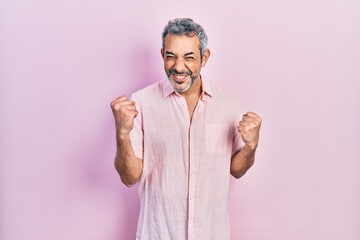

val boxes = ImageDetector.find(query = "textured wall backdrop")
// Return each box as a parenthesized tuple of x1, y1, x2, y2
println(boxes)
(1, 0, 359, 239)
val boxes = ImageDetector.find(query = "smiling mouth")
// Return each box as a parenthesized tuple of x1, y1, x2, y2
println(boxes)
(172, 74, 188, 83)
(168, 69, 192, 83)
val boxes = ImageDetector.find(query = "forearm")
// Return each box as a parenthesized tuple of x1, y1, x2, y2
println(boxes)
(230, 144, 256, 179)
(115, 132, 143, 187)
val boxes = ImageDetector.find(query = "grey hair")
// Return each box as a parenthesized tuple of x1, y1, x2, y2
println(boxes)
(162, 18, 208, 58)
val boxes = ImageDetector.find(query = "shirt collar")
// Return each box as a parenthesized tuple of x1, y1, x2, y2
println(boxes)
(162, 76, 213, 100)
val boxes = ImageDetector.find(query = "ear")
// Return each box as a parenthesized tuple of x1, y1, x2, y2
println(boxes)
(201, 48, 211, 67)
(160, 48, 164, 59)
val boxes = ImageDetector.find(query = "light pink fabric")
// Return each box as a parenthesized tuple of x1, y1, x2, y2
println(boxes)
(130, 78, 244, 240)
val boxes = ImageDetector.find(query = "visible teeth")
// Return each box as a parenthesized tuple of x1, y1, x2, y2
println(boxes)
(175, 75, 186, 79)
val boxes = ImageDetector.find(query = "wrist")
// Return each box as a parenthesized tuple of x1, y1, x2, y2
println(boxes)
(244, 143, 258, 152)
(116, 130, 131, 140)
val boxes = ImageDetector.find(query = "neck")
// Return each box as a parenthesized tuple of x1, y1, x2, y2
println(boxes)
(179, 75, 202, 98)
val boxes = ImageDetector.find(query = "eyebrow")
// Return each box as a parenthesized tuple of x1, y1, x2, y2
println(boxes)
(165, 51, 195, 56)
(165, 51, 175, 56)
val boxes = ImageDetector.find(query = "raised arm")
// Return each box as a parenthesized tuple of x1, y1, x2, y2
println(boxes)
(110, 96, 143, 187)
(230, 112, 262, 179)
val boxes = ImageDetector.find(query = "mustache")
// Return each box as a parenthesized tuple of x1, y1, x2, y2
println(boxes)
(168, 69, 192, 76)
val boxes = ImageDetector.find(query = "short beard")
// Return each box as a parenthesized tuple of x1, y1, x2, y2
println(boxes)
(166, 69, 198, 93)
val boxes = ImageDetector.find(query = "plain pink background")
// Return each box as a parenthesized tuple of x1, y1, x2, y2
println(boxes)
(1, 0, 359, 239)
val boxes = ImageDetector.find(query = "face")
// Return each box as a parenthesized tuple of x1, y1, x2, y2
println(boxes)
(161, 34, 210, 93)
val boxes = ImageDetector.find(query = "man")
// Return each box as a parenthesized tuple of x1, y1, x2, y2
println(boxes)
(110, 18, 262, 240)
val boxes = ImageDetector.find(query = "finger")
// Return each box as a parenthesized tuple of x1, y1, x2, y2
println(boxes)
(124, 105, 137, 112)
(244, 112, 262, 122)
(113, 99, 134, 106)
(239, 121, 257, 128)
(242, 115, 261, 124)
(239, 120, 247, 126)
(133, 110, 139, 118)
(242, 114, 256, 121)
(240, 124, 254, 132)
(128, 109, 138, 118)
(110, 95, 128, 105)
(238, 125, 246, 134)
(115, 95, 129, 101)
(239, 122, 258, 132)
(242, 115, 256, 123)
(111, 100, 136, 109)
(111, 95, 137, 106)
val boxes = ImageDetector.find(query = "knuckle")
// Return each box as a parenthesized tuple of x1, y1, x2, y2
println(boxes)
(119, 105, 127, 113)
(123, 106, 129, 112)
(112, 104, 119, 111)
(116, 104, 124, 111)
(110, 100, 118, 108)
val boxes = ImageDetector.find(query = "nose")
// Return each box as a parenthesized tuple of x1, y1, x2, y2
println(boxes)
(173, 58, 186, 73)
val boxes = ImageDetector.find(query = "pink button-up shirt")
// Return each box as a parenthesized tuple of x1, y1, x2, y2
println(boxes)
(130, 78, 244, 240)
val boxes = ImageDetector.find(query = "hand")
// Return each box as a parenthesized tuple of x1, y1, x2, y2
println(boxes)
(238, 112, 262, 150)
(110, 96, 138, 136)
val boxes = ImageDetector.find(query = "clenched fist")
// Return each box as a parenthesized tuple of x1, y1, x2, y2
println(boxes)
(110, 96, 138, 136)
(238, 112, 262, 150)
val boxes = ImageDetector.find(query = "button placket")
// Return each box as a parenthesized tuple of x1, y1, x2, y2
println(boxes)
(187, 98, 204, 239)
(188, 114, 198, 239)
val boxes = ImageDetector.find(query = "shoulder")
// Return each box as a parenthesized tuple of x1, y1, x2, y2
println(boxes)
(207, 81, 242, 106)
(205, 80, 244, 121)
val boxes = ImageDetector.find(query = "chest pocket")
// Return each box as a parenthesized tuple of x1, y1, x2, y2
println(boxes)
(205, 123, 229, 155)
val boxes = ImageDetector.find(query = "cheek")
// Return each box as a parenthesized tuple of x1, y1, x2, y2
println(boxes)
(164, 62, 172, 70)
(187, 62, 200, 73)
(165, 60, 177, 68)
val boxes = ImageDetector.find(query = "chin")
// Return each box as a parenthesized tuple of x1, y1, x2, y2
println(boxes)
(170, 80, 191, 93)
(174, 83, 192, 93)
(168, 75, 198, 93)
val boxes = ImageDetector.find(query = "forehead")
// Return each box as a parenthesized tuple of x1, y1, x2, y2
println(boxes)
(164, 34, 200, 54)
